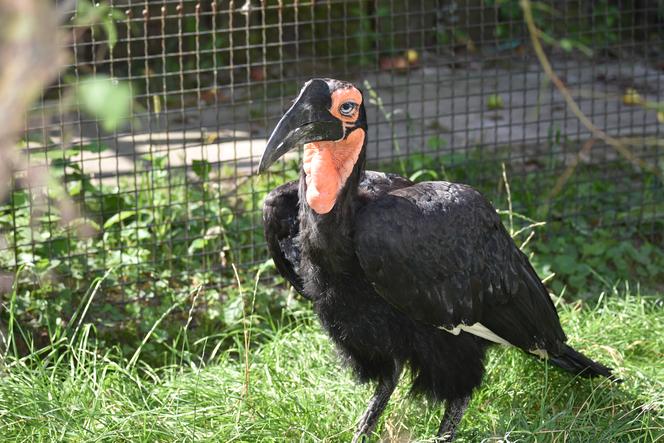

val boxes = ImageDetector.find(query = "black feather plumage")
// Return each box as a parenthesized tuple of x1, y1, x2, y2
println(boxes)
(261, 79, 616, 441)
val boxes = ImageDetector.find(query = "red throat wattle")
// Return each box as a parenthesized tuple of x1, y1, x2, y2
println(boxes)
(303, 128, 364, 214)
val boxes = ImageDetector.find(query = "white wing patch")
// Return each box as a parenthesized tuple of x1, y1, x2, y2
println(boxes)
(439, 322, 512, 346)
(439, 323, 551, 358)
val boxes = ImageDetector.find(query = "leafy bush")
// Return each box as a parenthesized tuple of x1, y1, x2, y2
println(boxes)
(486, 0, 663, 56)
(0, 144, 297, 357)
(1, 142, 662, 359)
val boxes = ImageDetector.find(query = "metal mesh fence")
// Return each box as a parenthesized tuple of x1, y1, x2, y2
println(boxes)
(2, 1, 663, 304)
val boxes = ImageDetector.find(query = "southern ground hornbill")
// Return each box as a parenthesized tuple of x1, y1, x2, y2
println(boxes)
(259, 78, 616, 442)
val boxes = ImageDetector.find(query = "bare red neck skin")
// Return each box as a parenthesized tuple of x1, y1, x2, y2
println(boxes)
(301, 86, 364, 215)
(302, 128, 365, 214)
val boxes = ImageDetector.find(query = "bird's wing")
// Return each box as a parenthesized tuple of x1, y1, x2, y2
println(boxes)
(354, 181, 567, 355)
(262, 172, 409, 300)
(358, 170, 414, 200)
(263, 180, 307, 298)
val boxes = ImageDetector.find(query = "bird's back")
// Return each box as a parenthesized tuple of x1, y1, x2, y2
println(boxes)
(355, 180, 568, 355)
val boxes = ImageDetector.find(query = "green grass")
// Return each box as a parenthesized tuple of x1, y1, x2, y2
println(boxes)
(1, 284, 662, 442)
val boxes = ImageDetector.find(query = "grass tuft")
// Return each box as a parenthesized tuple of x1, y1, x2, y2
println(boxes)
(1, 284, 662, 441)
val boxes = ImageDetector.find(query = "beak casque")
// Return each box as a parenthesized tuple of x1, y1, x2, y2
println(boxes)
(258, 79, 344, 174)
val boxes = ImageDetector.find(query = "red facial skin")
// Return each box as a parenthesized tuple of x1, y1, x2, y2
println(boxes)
(302, 87, 364, 214)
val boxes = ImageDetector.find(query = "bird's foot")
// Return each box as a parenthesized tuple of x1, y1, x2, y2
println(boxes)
(351, 408, 378, 443)
(436, 395, 470, 442)
(351, 430, 369, 443)
(436, 430, 455, 442)
(351, 364, 402, 443)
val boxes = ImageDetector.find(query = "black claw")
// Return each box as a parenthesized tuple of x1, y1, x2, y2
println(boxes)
(437, 395, 470, 442)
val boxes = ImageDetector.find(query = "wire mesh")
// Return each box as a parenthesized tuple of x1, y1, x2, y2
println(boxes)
(1, 0, 663, 307)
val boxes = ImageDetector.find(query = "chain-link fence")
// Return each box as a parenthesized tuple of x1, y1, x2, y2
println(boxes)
(1, 1, 663, 316)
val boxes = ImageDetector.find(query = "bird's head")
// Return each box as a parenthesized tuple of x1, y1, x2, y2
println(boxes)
(259, 78, 367, 214)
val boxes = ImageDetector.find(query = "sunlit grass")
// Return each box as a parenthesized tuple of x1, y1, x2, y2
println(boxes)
(1, 283, 662, 442)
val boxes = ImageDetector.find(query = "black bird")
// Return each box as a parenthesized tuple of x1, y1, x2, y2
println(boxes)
(260, 78, 616, 442)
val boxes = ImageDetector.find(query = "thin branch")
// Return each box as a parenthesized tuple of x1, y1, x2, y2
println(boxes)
(501, 163, 514, 236)
(520, 0, 662, 179)
(547, 138, 595, 202)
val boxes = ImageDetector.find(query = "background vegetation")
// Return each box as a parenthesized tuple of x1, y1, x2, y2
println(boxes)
(2, 147, 662, 357)
(65, 0, 664, 104)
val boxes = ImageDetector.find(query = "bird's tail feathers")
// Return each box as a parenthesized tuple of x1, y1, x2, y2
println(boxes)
(549, 345, 621, 383)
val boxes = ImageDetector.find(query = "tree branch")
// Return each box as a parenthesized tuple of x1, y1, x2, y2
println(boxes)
(520, 0, 662, 179)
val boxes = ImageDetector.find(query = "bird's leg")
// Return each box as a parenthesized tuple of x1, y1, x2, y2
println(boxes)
(437, 395, 470, 442)
(351, 363, 402, 443)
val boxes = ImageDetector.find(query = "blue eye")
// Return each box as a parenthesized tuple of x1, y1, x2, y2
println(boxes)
(339, 102, 357, 116)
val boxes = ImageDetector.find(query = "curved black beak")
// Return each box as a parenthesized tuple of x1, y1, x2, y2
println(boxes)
(258, 80, 343, 173)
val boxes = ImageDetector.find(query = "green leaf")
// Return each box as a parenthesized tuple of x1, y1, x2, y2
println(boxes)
(102, 16, 118, 50)
(48, 238, 70, 255)
(568, 274, 587, 289)
(11, 190, 29, 207)
(553, 254, 577, 274)
(188, 238, 207, 254)
(223, 296, 244, 325)
(219, 207, 234, 225)
(77, 75, 132, 131)
(426, 136, 447, 150)
(192, 159, 211, 180)
(103, 210, 150, 229)
(78, 142, 110, 153)
(582, 242, 606, 256)
(559, 38, 574, 52)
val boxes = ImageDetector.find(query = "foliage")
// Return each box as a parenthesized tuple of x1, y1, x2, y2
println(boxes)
(77, 76, 132, 131)
(531, 228, 664, 298)
(63, 1, 664, 110)
(485, 0, 662, 56)
(1, 138, 662, 358)
(0, 144, 292, 358)
(99, 1, 399, 103)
